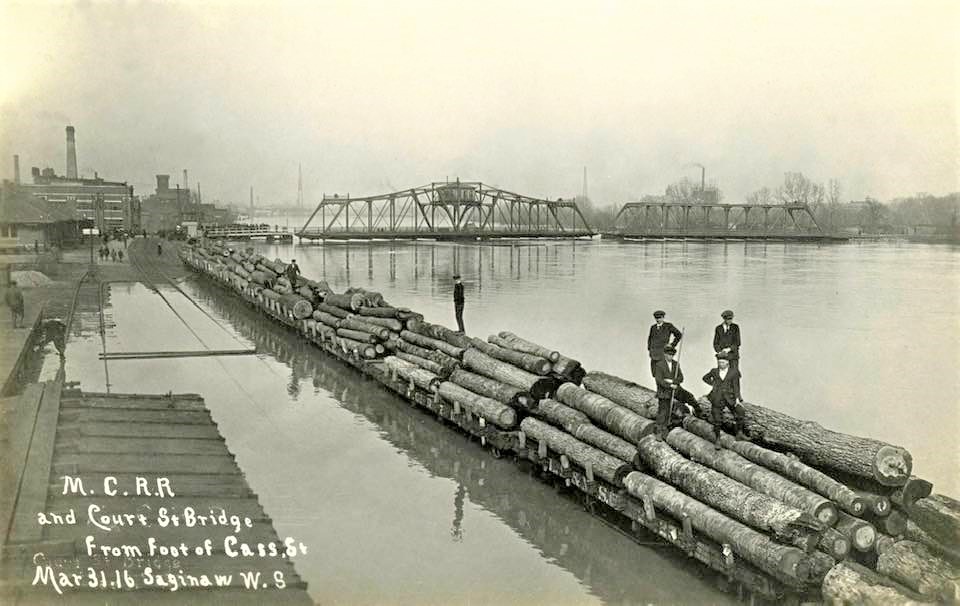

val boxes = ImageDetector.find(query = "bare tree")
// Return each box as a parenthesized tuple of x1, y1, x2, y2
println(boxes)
(665, 178, 700, 204)
(777, 172, 824, 206)
(745, 186, 773, 206)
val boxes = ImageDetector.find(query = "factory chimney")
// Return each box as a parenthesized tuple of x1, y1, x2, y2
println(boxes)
(66, 126, 78, 179)
(183, 169, 189, 192)
(13, 155, 20, 185)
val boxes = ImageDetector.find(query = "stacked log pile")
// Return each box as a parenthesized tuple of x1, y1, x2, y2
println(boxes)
(180, 241, 957, 603)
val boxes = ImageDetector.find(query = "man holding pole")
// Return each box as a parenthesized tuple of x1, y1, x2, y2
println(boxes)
(653, 343, 698, 439)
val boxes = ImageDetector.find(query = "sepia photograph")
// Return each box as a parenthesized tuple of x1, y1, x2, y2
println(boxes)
(0, 1, 957, 604)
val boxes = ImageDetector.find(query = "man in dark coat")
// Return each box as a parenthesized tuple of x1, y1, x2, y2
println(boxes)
(648, 310, 682, 377)
(702, 351, 747, 446)
(5, 280, 25, 328)
(285, 259, 301, 285)
(453, 274, 465, 333)
(713, 309, 741, 373)
(653, 344, 697, 438)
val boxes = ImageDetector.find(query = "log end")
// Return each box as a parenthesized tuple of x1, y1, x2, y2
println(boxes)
(874, 444, 913, 487)
(852, 523, 878, 552)
(829, 536, 852, 560)
(849, 497, 869, 517)
(815, 502, 840, 527)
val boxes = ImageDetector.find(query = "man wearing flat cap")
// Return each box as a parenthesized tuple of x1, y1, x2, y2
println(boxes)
(453, 274, 465, 333)
(713, 309, 741, 373)
(648, 310, 682, 377)
(653, 344, 697, 438)
(702, 351, 746, 447)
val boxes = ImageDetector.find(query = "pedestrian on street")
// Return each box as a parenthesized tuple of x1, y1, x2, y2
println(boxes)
(653, 344, 698, 438)
(157, 242, 163, 256)
(713, 309, 741, 373)
(453, 273, 465, 333)
(702, 351, 747, 447)
(110, 249, 117, 262)
(5, 280, 25, 328)
(117, 249, 124, 262)
(647, 310, 682, 377)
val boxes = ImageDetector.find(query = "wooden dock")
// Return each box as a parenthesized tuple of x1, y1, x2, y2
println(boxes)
(0, 382, 312, 605)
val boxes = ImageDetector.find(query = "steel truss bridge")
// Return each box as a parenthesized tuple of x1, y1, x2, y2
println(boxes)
(298, 181, 594, 241)
(607, 201, 845, 241)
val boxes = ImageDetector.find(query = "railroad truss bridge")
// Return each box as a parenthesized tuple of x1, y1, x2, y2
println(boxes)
(298, 181, 595, 241)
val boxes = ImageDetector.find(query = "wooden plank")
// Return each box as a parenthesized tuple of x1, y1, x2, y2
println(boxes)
(56, 422, 223, 440)
(52, 454, 239, 475)
(75, 392, 205, 401)
(55, 436, 232, 456)
(99, 348, 257, 360)
(61, 397, 207, 411)
(48, 474, 253, 499)
(0, 384, 46, 545)
(47, 497, 268, 520)
(58, 408, 213, 425)
(8, 382, 62, 544)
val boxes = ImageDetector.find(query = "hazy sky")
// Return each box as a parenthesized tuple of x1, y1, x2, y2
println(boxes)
(1, 1, 957, 206)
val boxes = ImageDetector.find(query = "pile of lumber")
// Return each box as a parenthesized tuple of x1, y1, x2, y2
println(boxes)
(181, 241, 958, 602)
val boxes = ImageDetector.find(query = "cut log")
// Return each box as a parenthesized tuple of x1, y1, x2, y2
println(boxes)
(312, 311, 343, 328)
(401, 330, 465, 359)
(261, 289, 281, 301)
(534, 399, 591, 433)
(346, 287, 386, 307)
(394, 352, 446, 377)
(495, 331, 560, 362)
(911, 494, 960, 547)
(572, 424, 638, 465)
(622, 471, 812, 585)
(468, 337, 551, 375)
(323, 292, 365, 311)
(873, 509, 908, 537)
(520, 418, 632, 486)
(406, 318, 473, 350)
(314, 302, 351, 319)
(462, 349, 556, 400)
(249, 270, 274, 287)
(682, 417, 866, 517)
(336, 328, 378, 344)
(384, 356, 440, 393)
(890, 477, 934, 512)
(335, 336, 376, 359)
(836, 511, 877, 552)
(387, 338, 459, 376)
(358, 306, 400, 318)
(695, 399, 913, 487)
(551, 354, 585, 384)
(820, 526, 852, 560)
(636, 434, 822, 550)
(355, 315, 403, 332)
(904, 520, 960, 565)
(877, 540, 959, 602)
(581, 371, 658, 419)
(556, 383, 656, 444)
(448, 368, 533, 410)
(341, 316, 390, 340)
(822, 561, 930, 605)
(279, 294, 313, 319)
(668, 425, 838, 526)
(437, 382, 516, 429)
(296, 285, 316, 301)
(875, 533, 897, 556)
(856, 489, 892, 517)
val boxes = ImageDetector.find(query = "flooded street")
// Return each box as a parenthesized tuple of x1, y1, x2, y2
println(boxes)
(39, 239, 958, 605)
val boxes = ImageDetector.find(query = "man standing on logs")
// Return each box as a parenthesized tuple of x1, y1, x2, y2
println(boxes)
(647, 310, 682, 377)
(453, 274, 465, 333)
(713, 309, 741, 373)
(653, 344, 697, 439)
(702, 351, 747, 447)
(285, 259, 301, 285)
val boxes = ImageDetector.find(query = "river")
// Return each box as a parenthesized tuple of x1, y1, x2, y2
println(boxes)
(40, 238, 959, 604)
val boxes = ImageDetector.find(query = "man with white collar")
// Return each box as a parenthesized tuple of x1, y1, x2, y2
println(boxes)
(647, 310, 682, 378)
(653, 344, 697, 439)
(702, 351, 747, 447)
(713, 309, 741, 373)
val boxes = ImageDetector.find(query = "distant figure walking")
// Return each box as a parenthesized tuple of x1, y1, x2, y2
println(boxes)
(703, 351, 746, 446)
(110, 249, 117, 262)
(35, 317, 67, 360)
(157, 242, 163, 256)
(453, 274, 465, 333)
(647, 310, 682, 377)
(285, 259, 301, 285)
(653, 344, 697, 438)
(117, 249, 124, 262)
(713, 309, 741, 373)
(5, 280, 25, 328)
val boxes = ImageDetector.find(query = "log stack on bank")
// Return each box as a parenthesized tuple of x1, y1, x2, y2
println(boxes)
(180, 241, 957, 604)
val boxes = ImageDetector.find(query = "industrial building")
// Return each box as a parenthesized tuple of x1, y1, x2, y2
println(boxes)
(140, 173, 234, 234)
(15, 126, 140, 234)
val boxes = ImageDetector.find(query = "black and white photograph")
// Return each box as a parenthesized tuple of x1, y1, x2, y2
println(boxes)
(0, 1, 957, 604)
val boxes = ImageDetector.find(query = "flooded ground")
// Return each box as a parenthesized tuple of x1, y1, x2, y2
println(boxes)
(39, 238, 959, 604)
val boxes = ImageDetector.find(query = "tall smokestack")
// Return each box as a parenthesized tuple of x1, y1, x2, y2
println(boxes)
(183, 169, 188, 192)
(250, 186, 254, 210)
(66, 126, 78, 179)
(13, 155, 20, 185)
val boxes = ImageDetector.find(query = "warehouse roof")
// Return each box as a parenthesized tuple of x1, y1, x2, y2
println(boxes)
(0, 187, 76, 224)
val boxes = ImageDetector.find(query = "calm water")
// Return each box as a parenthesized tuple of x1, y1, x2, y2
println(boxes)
(41, 239, 959, 604)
